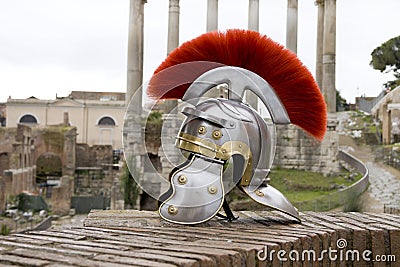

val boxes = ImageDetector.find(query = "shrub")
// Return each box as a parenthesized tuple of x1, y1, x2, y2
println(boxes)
(0, 224, 11, 235)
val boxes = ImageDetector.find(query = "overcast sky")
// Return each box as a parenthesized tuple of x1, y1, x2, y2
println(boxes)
(0, 0, 399, 104)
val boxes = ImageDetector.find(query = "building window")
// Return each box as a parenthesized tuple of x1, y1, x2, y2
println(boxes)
(19, 114, 38, 124)
(98, 116, 115, 126)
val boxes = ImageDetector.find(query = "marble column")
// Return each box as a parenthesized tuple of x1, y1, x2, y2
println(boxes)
(321, 0, 339, 173)
(286, 0, 298, 54)
(161, 0, 181, 131)
(125, 0, 145, 152)
(322, 0, 336, 124)
(163, 0, 180, 114)
(248, 0, 259, 31)
(246, 0, 259, 110)
(207, 0, 218, 32)
(315, 0, 324, 89)
(167, 0, 180, 54)
(126, 0, 145, 108)
(125, 0, 146, 209)
(158, 0, 183, 185)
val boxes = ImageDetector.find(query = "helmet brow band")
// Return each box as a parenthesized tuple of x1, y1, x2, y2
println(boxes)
(176, 132, 252, 186)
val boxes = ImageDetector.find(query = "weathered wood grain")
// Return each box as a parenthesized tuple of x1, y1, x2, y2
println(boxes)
(0, 210, 399, 266)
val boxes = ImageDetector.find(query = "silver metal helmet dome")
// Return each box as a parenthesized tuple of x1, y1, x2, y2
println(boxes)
(158, 66, 300, 224)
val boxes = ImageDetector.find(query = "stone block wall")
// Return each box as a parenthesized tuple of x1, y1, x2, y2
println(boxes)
(144, 122, 162, 155)
(0, 177, 5, 213)
(0, 128, 16, 175)
(75, 144, 113, 168)
(74, 144, 115, 196)
(274, 125, 340, 175)
(0, 124, 37, 203)
(51, 175, 73, 215)
(1, 210, 400, 266)
(32, 126, 77, 176)
(0, 152, 10, 180)
(3, 167, 37, 195)
(69, 91, 125, 101)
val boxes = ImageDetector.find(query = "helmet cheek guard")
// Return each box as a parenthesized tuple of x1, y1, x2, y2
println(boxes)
(158, 66, 300, 224)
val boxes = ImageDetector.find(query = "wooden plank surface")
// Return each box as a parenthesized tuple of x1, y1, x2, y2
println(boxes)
(0, 210, 399, 266)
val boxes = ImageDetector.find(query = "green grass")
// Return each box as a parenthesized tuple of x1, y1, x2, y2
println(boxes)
(383, 143, 400, 148)
(229, 167, 362, 211)
(269, 168, 360, 203)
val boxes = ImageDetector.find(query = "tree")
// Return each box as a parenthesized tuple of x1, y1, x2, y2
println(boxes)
(120, 159, 139, 209)
(336, 90, 349, 111)
(370, 36, 400, 90)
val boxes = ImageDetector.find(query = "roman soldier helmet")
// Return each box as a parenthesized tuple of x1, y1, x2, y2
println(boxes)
(145, 29, 327, 224)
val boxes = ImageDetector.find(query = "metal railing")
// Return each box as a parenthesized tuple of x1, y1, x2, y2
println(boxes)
(295, 150, 369, 212)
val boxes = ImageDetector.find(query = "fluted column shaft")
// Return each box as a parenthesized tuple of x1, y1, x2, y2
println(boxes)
(246, 0, 260, 110)
(322, 0, 336, 116)
(207, 0, 218, 32)
(167, 0, 180, 54)
(248, 0, 259, 31)
(315, 0, 325, 89)
(286, 0, 298, 53)
(126, 0, 145, 109)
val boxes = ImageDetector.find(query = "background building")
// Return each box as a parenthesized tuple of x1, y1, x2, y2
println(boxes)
(6, 91, 125, 149)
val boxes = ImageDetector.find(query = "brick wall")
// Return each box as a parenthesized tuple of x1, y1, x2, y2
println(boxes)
(10, 210, 389, 267)
(0, 177, 5, 213)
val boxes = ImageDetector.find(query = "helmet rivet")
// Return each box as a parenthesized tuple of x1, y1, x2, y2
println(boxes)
(239, 144, 242, 148)
(212, 130, 222, 140)
(222, 149, 227, 154)
(198, 126, 207, 135)
(168, 205, 178, 215)
(208, 186, 218, 194)
(177, 175, 187, 185)
(255, 190, 264, 197)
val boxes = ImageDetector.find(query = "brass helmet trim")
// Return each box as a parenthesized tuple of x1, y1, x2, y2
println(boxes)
(175, 132, 252, 186)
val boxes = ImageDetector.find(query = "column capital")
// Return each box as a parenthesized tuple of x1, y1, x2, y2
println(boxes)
(314, 0, 324, 6)
(288, 0, 298, 8)
(168, 0, 179, 6)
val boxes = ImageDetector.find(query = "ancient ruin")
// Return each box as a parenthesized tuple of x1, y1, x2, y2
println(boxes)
(0, 90, 132, 213)
(124, 0, 340, 209)
(371, 86, 400, 144)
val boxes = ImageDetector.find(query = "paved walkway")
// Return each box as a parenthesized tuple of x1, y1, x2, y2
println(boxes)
(338, 112, 400, 213)
(367, 161, 400, 210)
